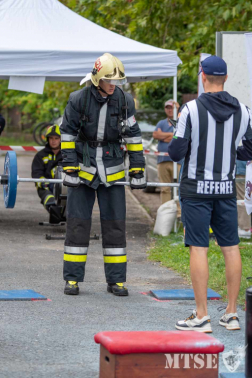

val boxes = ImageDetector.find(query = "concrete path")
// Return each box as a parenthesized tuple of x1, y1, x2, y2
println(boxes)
(0, 155, 246, 377)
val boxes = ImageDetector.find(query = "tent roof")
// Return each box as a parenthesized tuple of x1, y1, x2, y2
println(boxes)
(0, 0, 181, 92)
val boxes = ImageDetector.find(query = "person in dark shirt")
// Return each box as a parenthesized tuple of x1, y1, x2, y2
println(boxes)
(32, 124, 62, 223)
(169, 56, 252, 333)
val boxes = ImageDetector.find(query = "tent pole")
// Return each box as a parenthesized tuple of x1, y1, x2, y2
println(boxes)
(173, 75, 178, 233)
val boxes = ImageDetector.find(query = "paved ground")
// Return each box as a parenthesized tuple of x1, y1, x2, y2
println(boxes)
(132, 188, 161, 220)
(0, 155, 246, 377)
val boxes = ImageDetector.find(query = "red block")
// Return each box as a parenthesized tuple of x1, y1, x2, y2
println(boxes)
(94, 331, 224, 378)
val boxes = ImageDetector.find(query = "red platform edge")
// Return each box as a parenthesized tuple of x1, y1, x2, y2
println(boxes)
(94, 331, 224, 355)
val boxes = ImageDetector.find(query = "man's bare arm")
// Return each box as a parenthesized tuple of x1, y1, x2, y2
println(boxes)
(153, 129, 173, 142)
(163, 134, 173, 143)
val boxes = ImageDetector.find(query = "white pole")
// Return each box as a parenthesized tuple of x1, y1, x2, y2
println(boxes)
(173, 75, 178, 233)
(173, 76, 178, 120)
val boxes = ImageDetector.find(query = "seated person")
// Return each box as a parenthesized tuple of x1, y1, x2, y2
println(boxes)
(32, 124, 63, 223)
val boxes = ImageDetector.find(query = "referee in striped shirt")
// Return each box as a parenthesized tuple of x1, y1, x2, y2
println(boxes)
(168, 55, 252, 333)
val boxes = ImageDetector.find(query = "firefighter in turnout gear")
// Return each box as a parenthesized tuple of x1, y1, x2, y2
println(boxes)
(32, 125, 63, 223)
(61, 53, 146, 296)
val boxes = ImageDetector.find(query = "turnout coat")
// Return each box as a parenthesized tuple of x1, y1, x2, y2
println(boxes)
(60, 85, 145, 189)
(32, 145, 62, 204)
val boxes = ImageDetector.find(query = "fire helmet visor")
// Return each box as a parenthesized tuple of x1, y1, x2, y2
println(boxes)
(101, 77, 127, 85)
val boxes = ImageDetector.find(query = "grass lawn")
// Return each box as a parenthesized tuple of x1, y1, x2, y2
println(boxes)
(0, 136, 36, 146)
(148, 231, 252, 307)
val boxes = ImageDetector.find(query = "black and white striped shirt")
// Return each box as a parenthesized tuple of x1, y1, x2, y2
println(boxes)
(168, 96, 252, 199)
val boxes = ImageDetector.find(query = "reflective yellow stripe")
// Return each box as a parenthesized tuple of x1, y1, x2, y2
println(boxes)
(104, 255, 127, 263)
(78, 171, 94, 181)
(42, 155, 53, 164)
(63, 166, 80, 171)
(36, 176, 46, 188)
(44, 195, 54, 206)
(61, 142, 75, 149)
(126, 144, 143, 151)
(51, 169, 55, 178)
(107, 170, 125, 182)
(46, 125, 61, 137)
(129, 168, 145, 172)
(64, 254, 87, 262)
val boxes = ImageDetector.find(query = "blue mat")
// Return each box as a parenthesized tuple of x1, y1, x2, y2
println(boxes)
(150, 288, 221, 300)
(0, 290, 47, 301)
(220, 373, 245, 378)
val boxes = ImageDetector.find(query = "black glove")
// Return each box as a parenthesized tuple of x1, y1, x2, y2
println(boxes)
(63, 171, 80, 187)
(129, 170, 147, 190)
(49, 205, 65, 224)
(41, 182, 49, 190)
(36, 180, 49, 190)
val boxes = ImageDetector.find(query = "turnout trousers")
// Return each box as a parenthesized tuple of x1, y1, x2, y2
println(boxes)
(63, 184, 126, 283)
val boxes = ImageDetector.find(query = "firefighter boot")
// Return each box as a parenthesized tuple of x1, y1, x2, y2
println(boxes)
(64, 281, 79, 295)
(107, 283, 128, 296)
(49, 205, 65, 224)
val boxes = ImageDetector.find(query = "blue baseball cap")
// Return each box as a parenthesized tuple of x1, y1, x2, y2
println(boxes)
(199, 55, 227, 76)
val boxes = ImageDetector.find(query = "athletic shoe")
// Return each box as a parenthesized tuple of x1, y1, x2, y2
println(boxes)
(219, 312, 240, 330)
(64, 281, 79, 295)
(107, 283, 129, 296)
(238, 228, 251, 239)
(175, 310, 212, 333)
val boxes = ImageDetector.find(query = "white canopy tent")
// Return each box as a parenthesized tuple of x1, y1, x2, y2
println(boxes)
(0, 0, 181, 93)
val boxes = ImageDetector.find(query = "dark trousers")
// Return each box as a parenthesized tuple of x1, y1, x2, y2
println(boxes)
(37, 184, 55, 207)
(63, 184, 126, 283)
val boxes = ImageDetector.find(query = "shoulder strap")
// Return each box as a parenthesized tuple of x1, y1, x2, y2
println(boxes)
(80, 86, 91, 124)
(117, 87, 128, 120)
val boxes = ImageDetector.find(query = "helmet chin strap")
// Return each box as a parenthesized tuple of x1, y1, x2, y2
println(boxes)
(97, 85, 109, 96)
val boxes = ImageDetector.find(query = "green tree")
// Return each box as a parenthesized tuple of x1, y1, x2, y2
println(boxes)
(0, 80, 79, 129)
(71, 0, 252, 107)
(72, 0, 201, 107)
(2, 0, 252, 125)
(74, 0, 252, 78)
